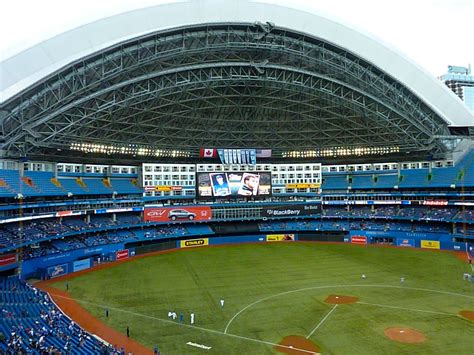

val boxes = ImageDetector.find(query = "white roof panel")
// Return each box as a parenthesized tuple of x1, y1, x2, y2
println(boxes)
(1, 0, 473, 126)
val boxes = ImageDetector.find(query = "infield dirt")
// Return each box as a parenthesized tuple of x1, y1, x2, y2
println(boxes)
(324, 294, 359, 304)
(384, 327, 426, 344)
(275, 335, 321, 354)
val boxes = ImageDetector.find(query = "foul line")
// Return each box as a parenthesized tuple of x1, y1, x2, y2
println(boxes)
(306, 304, 338, 339)
(224, 284, 474, 333)
(48, 292, 319, 354)
(356, 301, 455, 316)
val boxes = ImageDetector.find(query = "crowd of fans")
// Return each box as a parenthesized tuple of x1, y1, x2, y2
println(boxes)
(0, 206, 472, 255)
(0, 278, 116, 354)
(322, 206, 462, 220)
(0, 214, 143, 249)
(259, 219, 450, 233)
(22, 225, 188, 260)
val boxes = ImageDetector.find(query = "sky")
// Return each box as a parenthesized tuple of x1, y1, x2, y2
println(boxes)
(0, 0, 473, 77)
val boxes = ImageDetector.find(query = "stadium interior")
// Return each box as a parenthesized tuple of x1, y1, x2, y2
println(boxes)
(0, 0, 473, 353)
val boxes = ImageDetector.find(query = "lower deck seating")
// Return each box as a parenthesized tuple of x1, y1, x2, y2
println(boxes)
(0, 277, 115, 354)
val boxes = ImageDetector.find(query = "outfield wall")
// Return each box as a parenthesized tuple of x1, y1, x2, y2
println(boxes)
(21, 230, 473, 280)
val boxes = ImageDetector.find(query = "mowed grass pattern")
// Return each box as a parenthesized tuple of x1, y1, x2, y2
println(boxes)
(52, 243, 474, 354)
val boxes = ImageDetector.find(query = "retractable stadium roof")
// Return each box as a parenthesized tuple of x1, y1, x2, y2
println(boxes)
(1, 0, 473, 162)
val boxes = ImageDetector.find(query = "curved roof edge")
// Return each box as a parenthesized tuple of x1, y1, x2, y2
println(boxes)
(1, 0, 473, 126)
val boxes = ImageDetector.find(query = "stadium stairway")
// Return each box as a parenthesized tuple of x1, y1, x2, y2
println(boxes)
(110, 178, 143, 194)
(24, 171, 67, 196)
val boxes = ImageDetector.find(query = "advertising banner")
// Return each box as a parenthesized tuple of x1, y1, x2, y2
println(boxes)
(421, 240, 440, 249)
(266, 234, 295, 241)
(47, 264, 68, 278)
(144, 206, 212, 222)
(197, 171, 271, 198)
(116, 249, 129, 260)
(261, 204, 321, 218)
(73, 258, 91, 272)
(56, 210, 84, 217)
(0, 254, 16, 267)
(286, 183, 321, 189)
(144, 185, 183, 192)
(396, 238, 415, 247)
(351, 236, 367, 244)
(180, 238, 209, 248)
(0, 253, 16, 267)
(421, 200, 448, 206)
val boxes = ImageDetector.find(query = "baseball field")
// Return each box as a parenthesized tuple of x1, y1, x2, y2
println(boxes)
(48, 242, 474, 354)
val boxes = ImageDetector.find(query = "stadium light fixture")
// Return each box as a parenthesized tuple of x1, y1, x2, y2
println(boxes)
(69, 142, 191, 158)
(282, 146, 400, 158)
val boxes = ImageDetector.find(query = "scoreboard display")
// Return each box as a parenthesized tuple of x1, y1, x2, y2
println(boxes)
(197, 171, 272, 198)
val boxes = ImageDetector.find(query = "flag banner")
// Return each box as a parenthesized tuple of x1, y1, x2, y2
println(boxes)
(232, 149, 238, 164)
(240, 149, 248, 164)
(250, 149, 257, 165)
(218, 149, 225, 165)
(224, 149, 230, 164)
(256, 149, 272, 158)
(218, 149, 258, 165)
(199, 148, 216, 158)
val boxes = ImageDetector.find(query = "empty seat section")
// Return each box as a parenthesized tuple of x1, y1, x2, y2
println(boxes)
(374, 174, 398, 188)
(351, 175, 373, 189)
(323, 176, 348, 190)
(58, 178, 88, 195)
(24, 171, 67, 196)
(81, 178, 112, 194)
(110, 178, 142, 194)
(398, 169, 429, 188)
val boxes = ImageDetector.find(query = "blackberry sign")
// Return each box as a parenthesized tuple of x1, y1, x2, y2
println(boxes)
(262, 204, 321, 218)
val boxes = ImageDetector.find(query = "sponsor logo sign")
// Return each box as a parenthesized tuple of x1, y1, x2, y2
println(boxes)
(420, 240, 440, 249)
(144, 185, 183, 192)
(186, 342, 212, 350)
(266, 234, 295, 242)
(396, 238, 415, 247)
(285, 183, 321, 189)
(116, 249, 129, 260)
(180, 238, 209, 248)
(422, 200, 448, 206)
(56, 210, 84, 217)
(48, 264, 68, 278)
(144, 206, 212, 222)
(0, 253, 16, 267)
(262, 204, 321, 218)
(73, 259, 91, 272)
(351, 236, 367, 244)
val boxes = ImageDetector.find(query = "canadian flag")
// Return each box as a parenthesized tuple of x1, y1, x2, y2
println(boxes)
(199, 148, 217, 158)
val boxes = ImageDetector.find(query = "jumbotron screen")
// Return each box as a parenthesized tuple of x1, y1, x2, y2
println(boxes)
(197, 171, 272, 198)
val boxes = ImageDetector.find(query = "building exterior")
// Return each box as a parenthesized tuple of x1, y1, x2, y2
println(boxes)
(438, 65, 474, 113)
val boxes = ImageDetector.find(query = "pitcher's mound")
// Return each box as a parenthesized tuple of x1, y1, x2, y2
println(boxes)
(459, 310, 474, 321)
(324, 294, 358, 304)
(275, 335, 321, 354)
(384, 327, 426, 343)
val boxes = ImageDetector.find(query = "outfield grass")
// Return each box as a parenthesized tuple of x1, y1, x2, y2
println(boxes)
(52, 243, 474, 354)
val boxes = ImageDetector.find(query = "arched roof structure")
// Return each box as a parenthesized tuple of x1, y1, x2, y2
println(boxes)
(1, 0, 472, 161)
